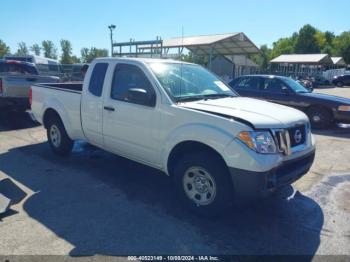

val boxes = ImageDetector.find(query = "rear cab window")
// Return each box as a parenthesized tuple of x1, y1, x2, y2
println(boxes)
(88, 63, 109, 97)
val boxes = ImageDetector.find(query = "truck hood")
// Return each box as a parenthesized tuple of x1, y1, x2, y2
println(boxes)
(179, 97, 308, 129)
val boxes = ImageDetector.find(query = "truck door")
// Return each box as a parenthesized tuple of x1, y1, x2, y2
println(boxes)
(81, 63, 109, 147)
(102, 62, 161, 167)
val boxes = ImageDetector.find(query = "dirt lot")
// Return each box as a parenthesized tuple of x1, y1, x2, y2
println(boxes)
(0, 87, 349, 257)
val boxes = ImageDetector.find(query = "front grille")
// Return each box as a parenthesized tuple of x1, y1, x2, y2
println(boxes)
(272, 124, 307, 155)
(273, 129, 291, 155)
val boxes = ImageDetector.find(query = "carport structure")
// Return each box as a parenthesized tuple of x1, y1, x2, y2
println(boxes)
(162, 32, 259, 59)
(270, 54, 333, 76)
(331, 57, 347, 68)
(137, 32, 260, 68)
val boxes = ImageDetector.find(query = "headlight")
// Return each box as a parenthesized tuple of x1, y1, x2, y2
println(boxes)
(338, 105, 350, 112)
(238, 131, 277, 154)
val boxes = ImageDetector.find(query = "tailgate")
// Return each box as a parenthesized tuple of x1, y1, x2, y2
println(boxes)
(2, 75, 59, 98)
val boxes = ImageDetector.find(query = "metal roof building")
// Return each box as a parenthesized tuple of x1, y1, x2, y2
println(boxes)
(270, 54, 332, 64)
(331, 57, 346, 67)
(158, 33, 260, 56)
(269, 54, 334, 77)
(114, 32, 260, 79)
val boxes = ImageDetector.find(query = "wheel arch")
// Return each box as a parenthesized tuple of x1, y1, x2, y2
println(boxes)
(43, 108, 62, 129)
(306, 104, 335, 118)
(167, 140, 229, 177)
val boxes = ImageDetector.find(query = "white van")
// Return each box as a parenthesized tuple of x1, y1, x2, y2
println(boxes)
(4, 55, 62, 77)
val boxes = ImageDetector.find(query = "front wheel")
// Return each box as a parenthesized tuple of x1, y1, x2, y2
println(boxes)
(47, 115, 74, 156)
(336, 81, 344, 87)
(307, 107, 333, 129)
(174, 152, 234, 217)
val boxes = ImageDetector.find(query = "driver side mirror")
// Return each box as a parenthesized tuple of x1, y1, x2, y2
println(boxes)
(127, 88, 155, 106)
(281, 86, 290, 95)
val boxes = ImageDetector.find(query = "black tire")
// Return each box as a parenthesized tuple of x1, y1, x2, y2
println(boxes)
(306, 106, 333, 129)
(46, 115, 74, 156)
(336, 81, 344, 87)
(173, 152, 234, 217)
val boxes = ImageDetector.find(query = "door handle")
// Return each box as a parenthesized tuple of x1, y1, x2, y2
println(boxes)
(104, 106, 115, 111)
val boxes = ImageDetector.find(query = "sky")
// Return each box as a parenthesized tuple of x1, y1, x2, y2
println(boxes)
(1, 0, 349, 58)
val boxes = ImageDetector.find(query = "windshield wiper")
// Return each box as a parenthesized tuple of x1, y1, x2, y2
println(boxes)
(202, 93, 236, 100)
(176, 95, 205, 103)
(176, 93, 236, 103)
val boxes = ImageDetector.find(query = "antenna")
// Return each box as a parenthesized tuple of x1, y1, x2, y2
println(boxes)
(181, 26, 185, 60)
(180, 25, 184, 101)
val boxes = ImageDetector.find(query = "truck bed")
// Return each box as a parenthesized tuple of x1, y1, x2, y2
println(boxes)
(31, 82, 85, 140)
(35, 83, 83, 93)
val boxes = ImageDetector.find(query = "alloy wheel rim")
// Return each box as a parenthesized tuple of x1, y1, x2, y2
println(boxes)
(312, 114, 321, 122)
(183, 166, 216, 206)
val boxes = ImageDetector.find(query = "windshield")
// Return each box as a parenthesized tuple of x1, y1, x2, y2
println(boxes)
(149, 63, 237, 102)
(283, 77, 310, 93)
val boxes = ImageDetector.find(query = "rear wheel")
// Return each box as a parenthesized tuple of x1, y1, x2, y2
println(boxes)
(174, 152, 234, 217)
(307, 107, 333, 129)
(47, 115, 73, 156)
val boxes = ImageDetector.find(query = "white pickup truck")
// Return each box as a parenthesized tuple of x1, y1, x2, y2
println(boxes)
(30, 57, 316, 216)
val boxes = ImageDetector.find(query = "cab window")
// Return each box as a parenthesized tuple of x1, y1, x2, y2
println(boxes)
(111, 63, 156, 107)
(88, 63, 108, 97)
(261, 78, 284, 93)
(235, 77, 259, 90)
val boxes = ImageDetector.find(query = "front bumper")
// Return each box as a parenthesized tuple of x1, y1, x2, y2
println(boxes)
(228, 149, 315, 198)
(0, 97, 30, 110)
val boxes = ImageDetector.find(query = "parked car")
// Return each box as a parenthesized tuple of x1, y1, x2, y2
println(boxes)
(229, 75, 350, 129)
(4, 55, 63, 77)
(0, 60, 59, 111)
(332, 75, 350, 87)
(311, 76, 330, 88)
(295, 77, 313, 91)
(30, 58, 315, 216)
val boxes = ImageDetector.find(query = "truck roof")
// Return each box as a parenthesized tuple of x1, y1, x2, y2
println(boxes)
(93, 57, 193, 65)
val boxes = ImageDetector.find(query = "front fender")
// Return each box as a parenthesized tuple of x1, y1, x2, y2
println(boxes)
(161, 123, 235, 174)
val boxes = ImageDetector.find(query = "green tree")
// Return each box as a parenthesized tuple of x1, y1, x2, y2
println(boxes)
(250, 44, 272, 70)
(60, 39, 73, 64)
(0, 39, 10, 57)
(81, 47, 108, 63)
(30, 44, 41, 56)
(71, 55, 81, 63)
(270, 37, 295, 58)
(42, 40, 57, 59)
(16, 42, 29, 56)
(324, 31, 335, 46)
(80, 48, 89, 63)
(294, 24, 320, 53)
(181, 52, 193, 63)
(333, 31, 350, 64)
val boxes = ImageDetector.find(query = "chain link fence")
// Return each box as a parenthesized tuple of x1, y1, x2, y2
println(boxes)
(36, 63, 85, 82)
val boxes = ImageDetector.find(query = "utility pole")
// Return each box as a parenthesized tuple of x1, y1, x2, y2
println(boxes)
(108, 24, 116, 57)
